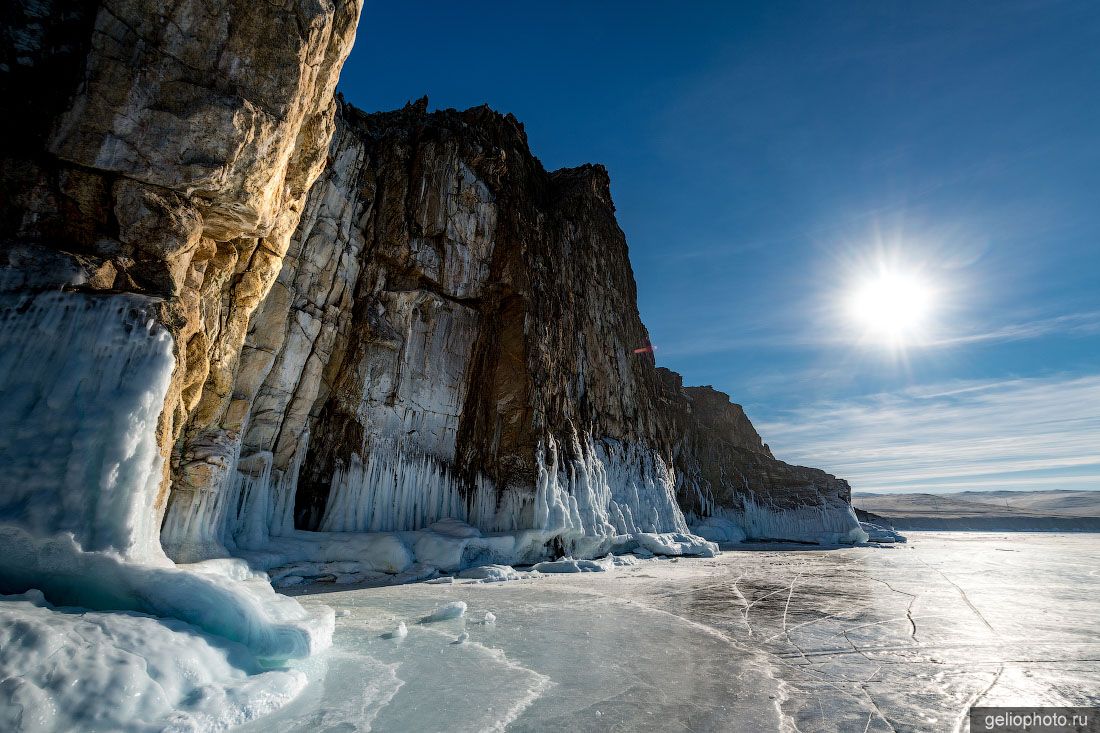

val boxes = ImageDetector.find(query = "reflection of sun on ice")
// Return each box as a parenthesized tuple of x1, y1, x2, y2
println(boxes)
(848, 269, 934, 346)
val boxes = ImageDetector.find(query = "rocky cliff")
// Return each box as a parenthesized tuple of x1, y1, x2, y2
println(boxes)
(153, 98, 864, 568)
(0, 0, 362, 664)
(1, 1, 863, 609)
(0, 4, 867, 728)
(1, 0, 361, 552)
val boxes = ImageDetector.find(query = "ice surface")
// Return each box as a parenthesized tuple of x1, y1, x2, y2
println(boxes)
(257, 532, 1099, 732)
(0, 591, 307, 733)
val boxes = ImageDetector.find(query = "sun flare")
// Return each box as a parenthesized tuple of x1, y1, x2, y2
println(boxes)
(848, 269, 934, 346)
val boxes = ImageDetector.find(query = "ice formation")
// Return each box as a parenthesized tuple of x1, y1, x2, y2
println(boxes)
(456, 564, 524, 582)
(860, 521, 907, 543)
(386, 621, 408, 640)
(533, 433, 690, 550)
(156, 423, 717, 590)
(0, 292, 174, 560)
(422, 601, 467, 623)
(320, 443, 493, 533)
(0, 293, 333, 728)
(315, 429, 695, 550)
(531, 556, 615, 574)
(690, 516, 749, 543)
(0, 591, 306, 733)
(718, 497, 869, 545)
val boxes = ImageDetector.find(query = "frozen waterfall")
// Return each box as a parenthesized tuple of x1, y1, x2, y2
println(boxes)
(0, 291, 333, 662)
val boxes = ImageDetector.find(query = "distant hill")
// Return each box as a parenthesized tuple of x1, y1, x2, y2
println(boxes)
(852, 490, 1100, 531)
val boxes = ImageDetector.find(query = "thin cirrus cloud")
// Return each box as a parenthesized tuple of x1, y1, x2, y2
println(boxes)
(922, 309, 1100, 348)
(757, 374, 1100, 494)
(658, 308, 1100, 358)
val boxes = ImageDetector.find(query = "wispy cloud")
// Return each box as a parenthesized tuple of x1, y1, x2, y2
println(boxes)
(757, 374, 1100, 494)
(657, 309, 1100, 358)
(923, 310, 1100, 348)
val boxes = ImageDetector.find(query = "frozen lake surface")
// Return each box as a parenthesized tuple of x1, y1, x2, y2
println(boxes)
(238, 533, 1100, 732)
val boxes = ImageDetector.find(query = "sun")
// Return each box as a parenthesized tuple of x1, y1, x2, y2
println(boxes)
(848, 269, 934, 347)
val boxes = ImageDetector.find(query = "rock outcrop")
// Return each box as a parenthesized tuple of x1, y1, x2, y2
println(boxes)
(2, 1, 862, 603)
(157, 98, 864, 562)
(1, 0, 362, 553)
(0, 0, 362, 661)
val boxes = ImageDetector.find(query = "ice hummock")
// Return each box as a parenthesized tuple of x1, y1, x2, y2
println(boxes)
(421, 601, 467, 623)
(0, 590, 307, 733)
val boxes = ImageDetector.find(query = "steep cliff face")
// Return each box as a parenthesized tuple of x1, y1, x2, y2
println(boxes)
(652, 368, 852, 509)
(1, 0, 361, 552)
(160, 98, 863, 566)
(2, 1, 861, 598)
(0, 0, 361, 661)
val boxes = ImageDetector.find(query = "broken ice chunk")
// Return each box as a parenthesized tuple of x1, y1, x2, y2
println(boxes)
(421, 601, 467, 623)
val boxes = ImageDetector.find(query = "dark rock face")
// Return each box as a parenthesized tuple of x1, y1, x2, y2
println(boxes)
(653, 368, 852, 516)
(204, 99, 856, 543)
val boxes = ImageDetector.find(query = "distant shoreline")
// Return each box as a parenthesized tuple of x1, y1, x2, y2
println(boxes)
(853, 490, 1100, 533)
(869, 518, 1100, 533)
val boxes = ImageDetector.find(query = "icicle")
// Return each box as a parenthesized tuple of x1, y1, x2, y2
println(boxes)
(724, 496, 868, 545)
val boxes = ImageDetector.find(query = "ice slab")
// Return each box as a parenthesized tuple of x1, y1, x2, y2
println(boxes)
(456, 564, 524, 582)
(531, 556, 614, 573)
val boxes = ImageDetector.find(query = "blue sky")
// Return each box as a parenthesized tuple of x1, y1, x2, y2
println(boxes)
(339, 1, 1100, 494)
